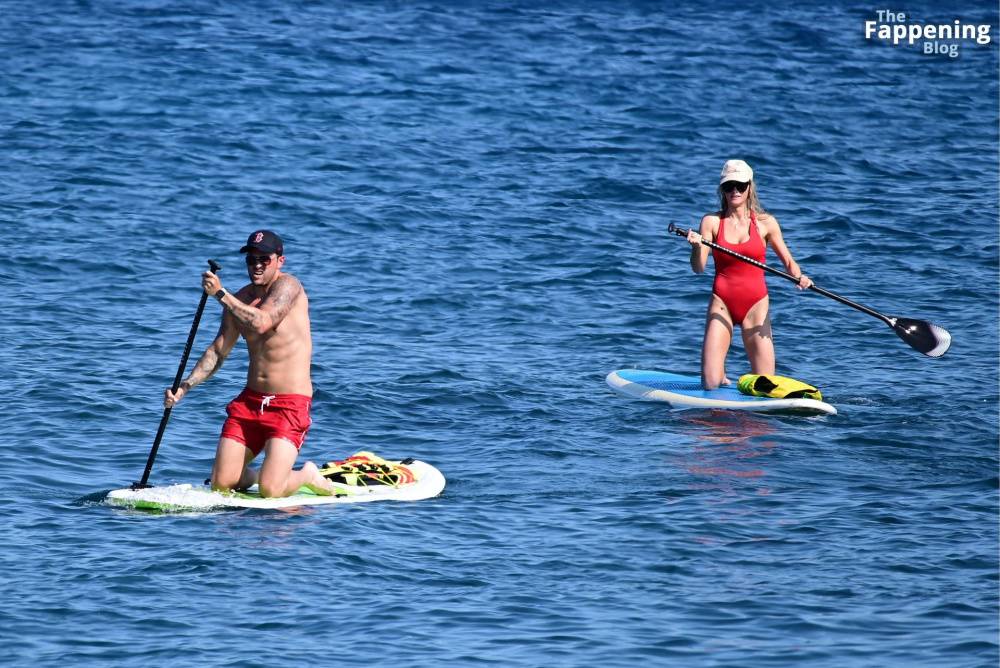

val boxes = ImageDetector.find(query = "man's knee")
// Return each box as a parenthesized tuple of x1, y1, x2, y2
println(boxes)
(213, 466, 254, 492)
(258, 484, 280, 498)
(257, 473, 287, 498)
(212, 472, 239, 492)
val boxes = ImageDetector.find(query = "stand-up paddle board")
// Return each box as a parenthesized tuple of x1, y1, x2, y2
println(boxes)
(106, 456, 445, 512)
(607, 369, 837, 415)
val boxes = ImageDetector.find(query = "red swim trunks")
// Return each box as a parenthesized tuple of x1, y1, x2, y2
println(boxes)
(220, 388, 312, 457)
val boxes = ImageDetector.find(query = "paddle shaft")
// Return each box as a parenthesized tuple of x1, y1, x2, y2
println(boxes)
(667, 224, 893, 326)
(133, 260, 221, 489)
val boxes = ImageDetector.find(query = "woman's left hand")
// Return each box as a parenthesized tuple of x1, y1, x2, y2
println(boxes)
(795, 274, 813, 290)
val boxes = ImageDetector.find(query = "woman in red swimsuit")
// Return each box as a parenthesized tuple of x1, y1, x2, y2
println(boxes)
(686, 160, 813, 389)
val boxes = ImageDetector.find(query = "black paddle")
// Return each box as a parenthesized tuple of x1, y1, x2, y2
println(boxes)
(667, 223, 951, 358)
(132, 259, 221, 489)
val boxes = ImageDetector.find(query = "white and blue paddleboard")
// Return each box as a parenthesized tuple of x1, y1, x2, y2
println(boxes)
(106, 460, 445, 512)
(606, 369, 837, 415)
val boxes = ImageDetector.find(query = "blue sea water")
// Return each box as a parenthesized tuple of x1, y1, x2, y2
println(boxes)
(0, 1, 997, 666)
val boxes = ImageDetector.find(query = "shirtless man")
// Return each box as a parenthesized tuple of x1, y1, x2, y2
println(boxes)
(164, 230, 333, 498)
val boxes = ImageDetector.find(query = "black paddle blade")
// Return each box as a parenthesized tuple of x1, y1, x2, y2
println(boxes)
(892, 317, 951, 357)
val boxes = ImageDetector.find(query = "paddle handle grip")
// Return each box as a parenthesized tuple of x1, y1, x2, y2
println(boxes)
(133, 260, 221, 489)
(667, 223, 891, 325)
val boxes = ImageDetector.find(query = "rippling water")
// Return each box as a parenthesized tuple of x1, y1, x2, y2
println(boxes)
(1, 2, 997, 666)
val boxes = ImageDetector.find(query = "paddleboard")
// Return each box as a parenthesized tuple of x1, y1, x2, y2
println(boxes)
(606, 369, 837, 415)
(106, 459, 445, 512)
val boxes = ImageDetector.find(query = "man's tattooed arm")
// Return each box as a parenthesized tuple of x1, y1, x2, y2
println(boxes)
(180, 318, 238, 391)
(221, 275, 301, 335)
(180, 348, 222, 391)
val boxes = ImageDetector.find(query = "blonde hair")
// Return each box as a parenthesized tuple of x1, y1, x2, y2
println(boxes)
(717, 180, 767, 217)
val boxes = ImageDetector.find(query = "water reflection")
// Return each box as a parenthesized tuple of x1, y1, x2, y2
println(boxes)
(677, 410, 778, 481)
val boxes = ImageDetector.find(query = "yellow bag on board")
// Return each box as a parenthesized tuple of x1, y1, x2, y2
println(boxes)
(737, 374, 822, 401)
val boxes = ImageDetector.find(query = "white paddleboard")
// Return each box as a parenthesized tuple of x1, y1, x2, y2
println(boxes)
(607, 369, 837, 415)
(106, 460, 445, 512)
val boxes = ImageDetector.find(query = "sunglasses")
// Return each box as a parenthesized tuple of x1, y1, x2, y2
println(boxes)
(245, 254, 274, 267)
(721, 181, 751, 194)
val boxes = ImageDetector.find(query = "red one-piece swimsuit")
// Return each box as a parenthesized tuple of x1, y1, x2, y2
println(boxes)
(711, 211, 767, 325)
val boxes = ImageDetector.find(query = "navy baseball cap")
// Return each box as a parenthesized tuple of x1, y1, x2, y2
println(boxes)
(239, 230, 283, 255)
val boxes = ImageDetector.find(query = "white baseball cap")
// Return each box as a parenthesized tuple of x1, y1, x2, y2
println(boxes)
(720, 159, 753, 185)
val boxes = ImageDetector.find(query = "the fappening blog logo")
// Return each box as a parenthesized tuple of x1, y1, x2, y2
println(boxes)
(864, 9, 993, 58)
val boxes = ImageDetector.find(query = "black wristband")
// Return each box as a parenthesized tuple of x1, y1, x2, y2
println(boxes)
(214, 289, 226, 301)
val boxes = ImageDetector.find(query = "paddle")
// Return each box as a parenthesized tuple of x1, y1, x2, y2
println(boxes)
(667, 223, 951, 358)
(132, 259, 222, 489)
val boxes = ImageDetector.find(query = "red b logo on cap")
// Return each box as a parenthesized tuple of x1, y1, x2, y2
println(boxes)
(254, 232, 264, 243)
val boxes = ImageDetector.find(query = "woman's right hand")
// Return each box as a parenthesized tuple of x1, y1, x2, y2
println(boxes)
(686, 229, 703, 246)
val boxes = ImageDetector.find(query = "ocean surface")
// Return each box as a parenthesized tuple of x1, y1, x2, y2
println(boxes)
(1, 2, 997, 666)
